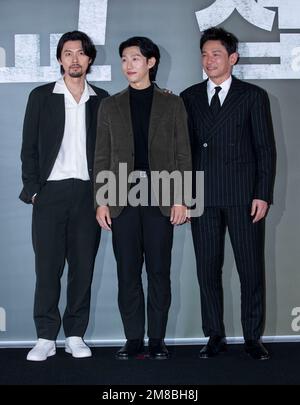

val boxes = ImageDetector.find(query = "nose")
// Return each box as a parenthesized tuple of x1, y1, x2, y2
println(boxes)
(206, 55, 213, 64)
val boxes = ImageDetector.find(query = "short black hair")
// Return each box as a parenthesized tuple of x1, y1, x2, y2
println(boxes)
(200, 27, 239, 58)
(119, 36, 160, 82)
(56, 30, 97, 74)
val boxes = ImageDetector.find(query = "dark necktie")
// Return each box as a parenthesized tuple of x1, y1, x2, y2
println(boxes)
(210, 86, 222, 117)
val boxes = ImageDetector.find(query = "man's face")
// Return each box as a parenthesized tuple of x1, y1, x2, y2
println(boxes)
(59, 40, 91, 78)
(201, 40, 238, 84)
(121, 46, 155, 88)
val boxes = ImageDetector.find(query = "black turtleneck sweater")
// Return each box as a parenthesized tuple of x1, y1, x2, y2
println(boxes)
(129, 84, 154, 172)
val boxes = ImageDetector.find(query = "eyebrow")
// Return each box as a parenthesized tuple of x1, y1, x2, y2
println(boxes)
(122, 53, 142, 58)
(202, 48, 223, 52)
(63, 48, 84, 53)
(202, 51, 223, 56)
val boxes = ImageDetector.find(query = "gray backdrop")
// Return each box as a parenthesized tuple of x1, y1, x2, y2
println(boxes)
(0, 0, 299, 345)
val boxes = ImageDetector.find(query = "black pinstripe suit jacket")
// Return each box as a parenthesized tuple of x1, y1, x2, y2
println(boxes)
(181, 76, 276, 207)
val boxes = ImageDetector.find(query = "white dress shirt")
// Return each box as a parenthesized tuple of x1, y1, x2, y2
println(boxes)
(47, 77, 96, 181)
(207, 76, 232, 106)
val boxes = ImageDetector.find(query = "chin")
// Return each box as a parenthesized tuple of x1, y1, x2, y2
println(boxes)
(206, 71, 217, 77)
(69, 72, 83, 78)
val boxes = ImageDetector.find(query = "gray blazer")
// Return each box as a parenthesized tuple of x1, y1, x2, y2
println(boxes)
(94, 85, 192, 217)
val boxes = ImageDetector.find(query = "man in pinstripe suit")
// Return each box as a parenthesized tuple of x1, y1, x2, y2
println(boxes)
(181, 27, 276, 360)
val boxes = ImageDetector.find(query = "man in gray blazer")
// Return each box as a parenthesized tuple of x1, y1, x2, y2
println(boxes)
(20, 31, 108, 361)
(181, 27, 276, 360)
(94, 37, 192, 360)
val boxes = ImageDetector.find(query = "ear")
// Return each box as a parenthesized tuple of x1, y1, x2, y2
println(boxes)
(229, 52, 239, 66)
(148, 57, 156, 69)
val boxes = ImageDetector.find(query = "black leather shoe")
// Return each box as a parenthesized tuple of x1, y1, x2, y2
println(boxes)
(199, 336, 227, 359)
(148, 339, 169, 360)
(244, 340, 270, 360)
(115, 339, 144, 360)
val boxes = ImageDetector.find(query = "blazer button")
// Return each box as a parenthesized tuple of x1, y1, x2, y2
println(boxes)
(203, 143, 208, 148)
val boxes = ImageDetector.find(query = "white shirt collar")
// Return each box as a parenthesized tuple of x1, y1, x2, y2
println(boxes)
(53, 77, 97, 100)
(207, 76, 232, 94)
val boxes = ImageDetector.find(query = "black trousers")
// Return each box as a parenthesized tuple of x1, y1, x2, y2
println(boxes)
(191, 206, 265, 340)
(32, 179, 101, 340)
(112, 205, 174, 340)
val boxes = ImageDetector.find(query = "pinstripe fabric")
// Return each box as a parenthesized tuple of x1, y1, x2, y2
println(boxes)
(181, 76, 276, 340)
(191, 207, 265, 340)
(181, 76, 276, 206)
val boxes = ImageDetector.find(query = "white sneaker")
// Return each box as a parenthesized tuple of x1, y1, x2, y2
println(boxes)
(65, 336, 92, 358)
(26, 338, 56, 361)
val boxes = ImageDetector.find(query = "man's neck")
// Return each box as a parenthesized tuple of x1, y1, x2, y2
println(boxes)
(209, 74, 231, 87)
(129, 78, 152, 90)
(63, 75, 86, 103)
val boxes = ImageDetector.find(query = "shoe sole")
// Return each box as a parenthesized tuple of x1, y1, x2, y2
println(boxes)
(115, 351, 146, 360)
(65, 346, 92, 358)
(199, 346, 227, 359)
(27, 348, 56, 361)
(245, 350, 270, 360)
(149, 355, 169, 360)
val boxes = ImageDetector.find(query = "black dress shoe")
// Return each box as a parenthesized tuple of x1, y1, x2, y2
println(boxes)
(115, 339, 144, 360)
(244, 340, 270, 360)
(148, 339, 169, 360)
(199, 336, 227, 359)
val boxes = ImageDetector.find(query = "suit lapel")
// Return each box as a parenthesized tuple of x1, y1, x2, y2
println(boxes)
(46, 93, 65, 140)
(49, 81, 99, 140)
(207, 76, 245, 138)
(86, 95, 98, 135)
(115, 86, 175, 149)
(192, 80, 215, 132)
(148, 87, 168, 147)
(116, 88, 134, 137)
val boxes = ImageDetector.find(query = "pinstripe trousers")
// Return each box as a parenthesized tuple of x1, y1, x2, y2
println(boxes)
(191, 206, 265, 340)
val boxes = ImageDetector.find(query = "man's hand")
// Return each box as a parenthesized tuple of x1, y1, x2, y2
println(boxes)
(31, 193, 37, 204)
(96, 205, 112, 230)
(170, 205, 187, 225)
(251, 199, 268, 223)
